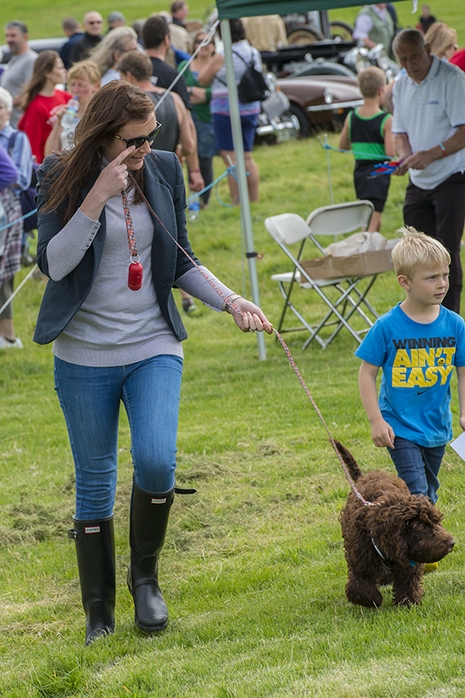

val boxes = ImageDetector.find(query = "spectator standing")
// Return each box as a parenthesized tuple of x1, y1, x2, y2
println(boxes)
(59, 18, 84, 70)
(353, 4, 395, 58)
(0, 21, 37, 128)
(0, 87, 33, 349)
(157, 10, 191, 57)
(90, 26, 138, 85)
(18, 51, 71, 164)
(339, 66, 394, 232)
(177, 32, 217, 208)
(241, 15, 288, 53)
(69, 12, 103, 65)
(106, 11, 126, 33)
(198, 19, 262, 203)
(44, 60, 101, 156)
(392, 29, 465, 314)
(386, 3, 399, 34)
(424, 22, 458, 61)
(117, 50, 194, 156)
(417, 5, 436, 35)
(171, 2, 189, 29)
(450, 47, 465, 73)
(142, 15, 204, 194)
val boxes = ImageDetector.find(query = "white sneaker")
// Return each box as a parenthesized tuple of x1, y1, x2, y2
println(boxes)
(0, 336, 23, 349)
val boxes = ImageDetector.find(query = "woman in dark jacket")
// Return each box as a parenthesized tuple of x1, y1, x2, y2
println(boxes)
(35, 81, 271, 645)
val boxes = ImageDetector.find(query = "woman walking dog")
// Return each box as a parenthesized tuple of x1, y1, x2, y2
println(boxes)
(34, 81, 272, 645)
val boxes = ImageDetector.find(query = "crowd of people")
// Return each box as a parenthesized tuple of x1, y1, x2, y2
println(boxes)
(0, 6, 269, 340)
(1, 2, 465, 643)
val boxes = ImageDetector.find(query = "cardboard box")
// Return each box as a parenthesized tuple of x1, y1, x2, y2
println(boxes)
(300, 247, 394, 281)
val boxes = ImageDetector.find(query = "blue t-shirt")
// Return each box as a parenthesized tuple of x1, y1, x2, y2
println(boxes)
(355, 303, 465, 447)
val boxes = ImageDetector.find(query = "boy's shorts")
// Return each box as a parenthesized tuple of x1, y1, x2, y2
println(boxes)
(354, 162, 390, 213)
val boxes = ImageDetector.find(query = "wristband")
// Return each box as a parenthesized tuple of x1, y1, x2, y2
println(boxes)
(223, 293, 242, 312)
(189, 169, 200, 173)
(439, 143, 447, 157)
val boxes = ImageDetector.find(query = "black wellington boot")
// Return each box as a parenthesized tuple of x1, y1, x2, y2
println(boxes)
(127, 483, 174, 632)
(68, 516, 116, 646)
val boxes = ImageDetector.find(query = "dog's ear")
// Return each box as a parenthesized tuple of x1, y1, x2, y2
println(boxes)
(409, 496, 444, 525)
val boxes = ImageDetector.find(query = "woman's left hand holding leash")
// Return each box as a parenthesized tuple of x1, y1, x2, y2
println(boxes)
(227, 297, 273, 334)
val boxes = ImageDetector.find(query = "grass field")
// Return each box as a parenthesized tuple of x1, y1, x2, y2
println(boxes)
(0, 2, 463, 44)
(2, 1, 465, 696)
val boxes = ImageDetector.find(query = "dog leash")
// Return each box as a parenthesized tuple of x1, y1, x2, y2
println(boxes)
(129, 175, 373, 507)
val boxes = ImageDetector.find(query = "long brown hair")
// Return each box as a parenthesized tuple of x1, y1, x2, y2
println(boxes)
(42, 81, 156, 223)
(20, 50, 61, 109)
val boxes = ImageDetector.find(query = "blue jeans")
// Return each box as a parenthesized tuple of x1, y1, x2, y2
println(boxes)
(387, 437, 445, 503)
(54, 355, 183, 519)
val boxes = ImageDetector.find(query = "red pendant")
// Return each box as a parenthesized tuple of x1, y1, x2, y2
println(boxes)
(128, 261, 143, 291)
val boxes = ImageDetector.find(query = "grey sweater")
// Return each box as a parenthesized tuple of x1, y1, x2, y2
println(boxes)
(47, 192, 234, 367)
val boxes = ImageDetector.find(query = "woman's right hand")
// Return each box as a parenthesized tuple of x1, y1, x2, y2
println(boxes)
(80, 146, 135, 220)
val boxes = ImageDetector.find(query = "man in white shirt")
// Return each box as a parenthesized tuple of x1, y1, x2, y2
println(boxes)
(0, 21, 37, 127)
(353, 3, 394, 58)
(392, 29, 465, 313)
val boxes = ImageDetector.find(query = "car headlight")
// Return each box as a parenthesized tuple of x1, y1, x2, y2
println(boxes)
(324, 87, 334, 105)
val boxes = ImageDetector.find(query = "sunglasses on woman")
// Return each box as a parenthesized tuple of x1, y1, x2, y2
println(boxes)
(115, 122, 162, 149)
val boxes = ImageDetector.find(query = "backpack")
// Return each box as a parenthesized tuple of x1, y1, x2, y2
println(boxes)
(218, 50, 268, 103)
(8, 131, 38, 232)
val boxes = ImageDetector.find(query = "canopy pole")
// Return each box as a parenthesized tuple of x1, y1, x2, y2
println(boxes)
(221, 19, 266, 360)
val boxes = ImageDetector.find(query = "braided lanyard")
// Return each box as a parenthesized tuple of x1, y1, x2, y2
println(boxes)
(121, 189, 144, 291)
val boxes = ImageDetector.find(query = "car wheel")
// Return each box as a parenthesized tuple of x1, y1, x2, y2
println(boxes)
(287, 27, 323, 45)
(289, 103, 311, 138)
(330, 21, 354, 41)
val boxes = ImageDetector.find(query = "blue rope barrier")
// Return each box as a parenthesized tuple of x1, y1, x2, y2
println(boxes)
(186, 164, 244, 209)
(317, 135, 396, 161)
(0, 165, 240, 233)
(0, 208, 37, 233)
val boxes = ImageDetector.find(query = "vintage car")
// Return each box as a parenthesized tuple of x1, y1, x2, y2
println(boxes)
(276, 73, 363, 137)
(0, 38, 66, 71)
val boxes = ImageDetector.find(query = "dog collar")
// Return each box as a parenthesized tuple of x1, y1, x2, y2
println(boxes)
(370, 535, 416, 568)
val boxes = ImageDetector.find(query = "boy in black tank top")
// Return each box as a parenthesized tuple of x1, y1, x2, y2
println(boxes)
(339, 66, 395, 232)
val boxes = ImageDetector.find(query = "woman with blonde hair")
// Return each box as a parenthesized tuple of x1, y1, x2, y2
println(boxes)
(44, 60, 101, 156)
(424, 22, 458, 61)
(18, 50, 71, 163)
(89, 26, 139, 85)
(34, 80, 271, 645)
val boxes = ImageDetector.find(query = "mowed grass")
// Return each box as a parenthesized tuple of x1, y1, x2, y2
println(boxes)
(2, 1, 465, 695)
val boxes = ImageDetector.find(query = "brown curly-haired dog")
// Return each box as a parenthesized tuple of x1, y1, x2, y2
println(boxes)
(336, 440, 455, 608)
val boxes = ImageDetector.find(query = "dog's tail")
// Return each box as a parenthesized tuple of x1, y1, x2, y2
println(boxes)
(331, 440, 363, 481)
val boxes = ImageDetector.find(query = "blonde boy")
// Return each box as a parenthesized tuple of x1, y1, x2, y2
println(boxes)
(355, 227, 465, 504)
(339, 66, 395, 233)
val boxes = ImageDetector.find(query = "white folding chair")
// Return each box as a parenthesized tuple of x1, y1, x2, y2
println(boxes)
(265, 200, 389, 349)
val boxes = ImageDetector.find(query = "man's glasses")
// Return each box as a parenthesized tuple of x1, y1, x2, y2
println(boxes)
(87, 20, 102, 25)
(115, 122, 162, 149)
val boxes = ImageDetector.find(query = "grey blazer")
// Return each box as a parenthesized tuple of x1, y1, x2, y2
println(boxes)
(33, 150, 199, 345)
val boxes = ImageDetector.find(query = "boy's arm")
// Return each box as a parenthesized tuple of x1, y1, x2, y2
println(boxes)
(338, 114, 351, 151)
(456, 365, 465, 431)
(383, 116, 395, 158)
(359, 360, 395, 448)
